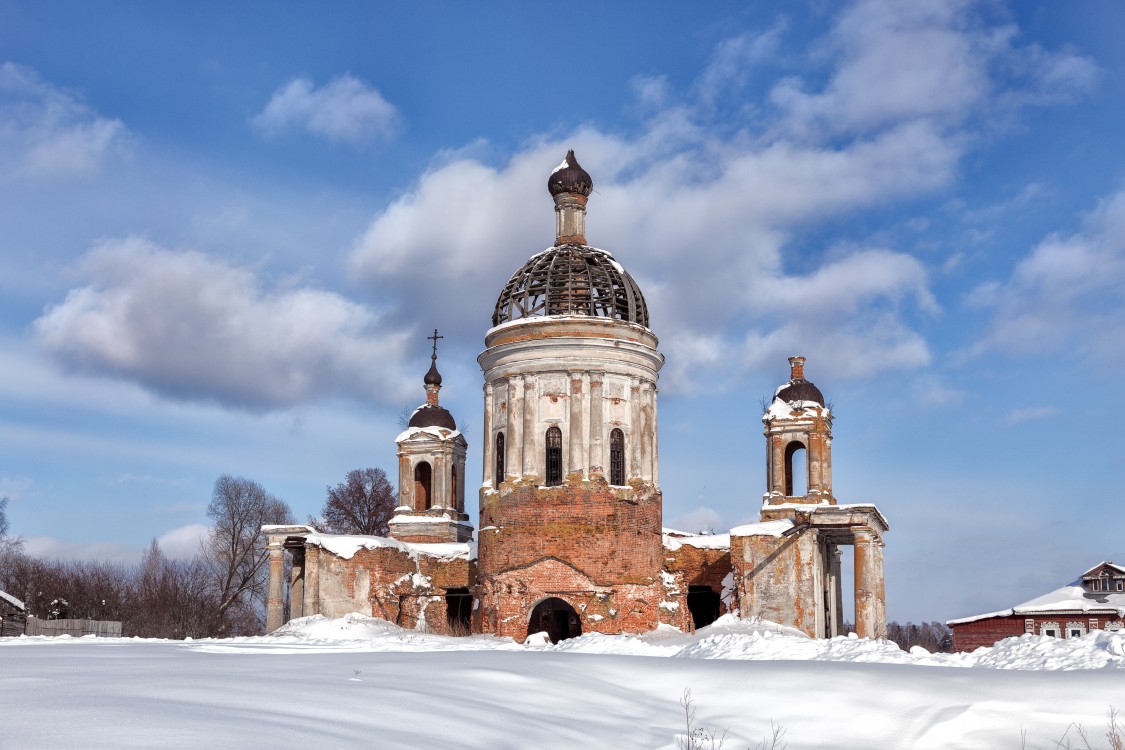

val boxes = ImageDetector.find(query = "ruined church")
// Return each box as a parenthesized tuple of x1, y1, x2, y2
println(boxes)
(263, 152, 888, 643)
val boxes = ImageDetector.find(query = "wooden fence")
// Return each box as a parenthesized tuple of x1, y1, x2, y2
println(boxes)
(23, 617, 122, 637)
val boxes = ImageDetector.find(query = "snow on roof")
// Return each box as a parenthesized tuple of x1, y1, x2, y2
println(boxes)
(303, 532, 474, 562)
(395, 425, 463, 443)
(729, 519, 795, 537)
(0, 588, 26, 611)
(1015, 583, 1125, 615)
(661, 530, 731, 551)
(261, 524, 316, 534)
(763, 398, 827, 421)
(948, 581, 1125, 625)
(389, 514, 474, 526)
(1080, 561, 1125, 578)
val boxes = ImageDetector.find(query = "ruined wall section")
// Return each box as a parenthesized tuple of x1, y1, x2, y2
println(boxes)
(309, 542, 474, 635)
(731, 524, 824, 637)
(661, 536, 733, 630)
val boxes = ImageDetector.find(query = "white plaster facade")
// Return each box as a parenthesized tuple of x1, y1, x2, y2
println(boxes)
(477, 316, 663, 491)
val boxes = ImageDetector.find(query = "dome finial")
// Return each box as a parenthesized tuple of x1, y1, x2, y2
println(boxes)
(548, 149, 593, 197)
(548, 150, 592, 245)
(424, 329, 443, 400)
(788, 356, 806, 382)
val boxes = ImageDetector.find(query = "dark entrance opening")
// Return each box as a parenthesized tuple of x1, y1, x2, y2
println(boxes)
(527, 597, 581, 643)
(687, 585, 720, 629)
(445, 587, 472, 635)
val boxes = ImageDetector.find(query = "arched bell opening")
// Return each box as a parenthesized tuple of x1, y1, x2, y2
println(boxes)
(784, 441, 807, 497)
(414, 461, 432, 510)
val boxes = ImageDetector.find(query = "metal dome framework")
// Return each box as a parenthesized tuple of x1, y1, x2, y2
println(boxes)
(491, 244, 650, 328)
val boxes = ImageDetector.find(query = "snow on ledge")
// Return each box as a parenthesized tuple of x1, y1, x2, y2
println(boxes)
(729, 519, 795, 537)
(389, 513, 474, 525)
(662, 529, 731, 551)
(303, 532, 474, 562)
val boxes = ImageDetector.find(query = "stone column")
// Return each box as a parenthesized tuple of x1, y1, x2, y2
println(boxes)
(398, 453, 413, 510)
(854, 531, 887, 639)
(770, 435, 785, 496)
(629, 378, 642, 480)
(569, 371, 584, 479)
(290, 547, 305, 621)
(303, 546, 320, 618)
(808, 430, 824, 495)
(432, 450, 447, 511)
(640, 381, 655, 481)
(265, 545, 285, 633)
(589, 372, 604, 477)
(483, 381, 494, 488)
(651, 383, 660, 484)
(507, 375, 524, 478)
(523, 377, 536, 479)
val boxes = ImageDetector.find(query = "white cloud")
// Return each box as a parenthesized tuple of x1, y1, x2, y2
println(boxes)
(1004, 406, 1058, 426)
(0, 62, 129, 178)
(694, 25, 785, 107)
(34, 237, 415, 410)
(667, 506, 726, 535)
(769, 0, 1096, 138)
(251, 74, 399, 145)
(346, 3, 1084, 393)
(157, 523, 210, 559)
(0, 476, 34, 502)
(22, 535, 138, 563)
(968, 190, 1125, 364)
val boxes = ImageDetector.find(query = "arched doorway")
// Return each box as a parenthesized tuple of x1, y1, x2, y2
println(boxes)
(687, 585, 720, 629)
(527, 597, 581, 643)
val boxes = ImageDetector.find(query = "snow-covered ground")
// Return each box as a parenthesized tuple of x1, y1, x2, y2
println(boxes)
(4, 614, 1125, 749)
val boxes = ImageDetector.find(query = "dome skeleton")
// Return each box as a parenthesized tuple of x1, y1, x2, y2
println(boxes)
(492, 150, 650, 328)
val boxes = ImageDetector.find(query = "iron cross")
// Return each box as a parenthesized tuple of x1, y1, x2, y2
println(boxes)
(428, 329, 443, 358)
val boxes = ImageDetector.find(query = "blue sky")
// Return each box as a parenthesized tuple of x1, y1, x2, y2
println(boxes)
(2, 1, 1124, 623)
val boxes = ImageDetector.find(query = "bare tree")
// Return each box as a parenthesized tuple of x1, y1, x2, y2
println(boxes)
(320, 467, 396, 536)
(203, 475, 293, 634)
(0, 495, 23, 555)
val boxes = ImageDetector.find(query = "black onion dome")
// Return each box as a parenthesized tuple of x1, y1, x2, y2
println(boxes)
(775, 379, 826, 407)
(492, 245, 649, 327)
(424, 358, 442, 386)
(408, 404, 456, 430)
(547, 150, 593, 197)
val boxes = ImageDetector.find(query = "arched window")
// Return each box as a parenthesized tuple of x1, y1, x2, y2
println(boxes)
(451, 464, 458, 510)
(495, 433, 505, 488)
(545, 426, 563, 486)
(609, 428, 625, 485)
(414, 461, 432, 510)
(784, 441, 807, 496)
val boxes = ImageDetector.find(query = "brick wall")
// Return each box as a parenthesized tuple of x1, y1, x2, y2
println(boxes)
(477, 475, 663, 640)
(950, 613, 1123, 651)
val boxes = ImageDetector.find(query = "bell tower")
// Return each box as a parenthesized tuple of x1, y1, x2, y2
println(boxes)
(732, 355, 889, 640)
(388, 330, 473, 543)
(763, 356, 834, 506)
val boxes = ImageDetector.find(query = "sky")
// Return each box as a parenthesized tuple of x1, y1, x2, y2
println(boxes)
(1, 1, 1124, 623)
